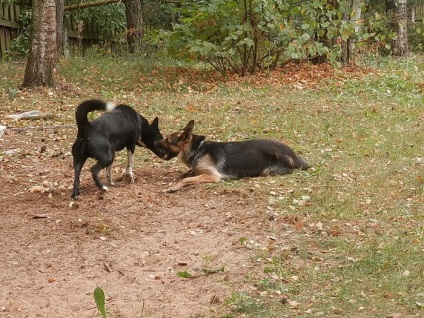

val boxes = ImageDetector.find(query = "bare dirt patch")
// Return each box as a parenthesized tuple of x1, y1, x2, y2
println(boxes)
(0, 128, 281, 318)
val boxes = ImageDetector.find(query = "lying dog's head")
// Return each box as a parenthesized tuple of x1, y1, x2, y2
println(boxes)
(137, 117, 176, 160)
(158, 120, 195, 159)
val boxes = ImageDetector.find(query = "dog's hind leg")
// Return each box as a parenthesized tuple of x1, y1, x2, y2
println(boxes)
(125, 149, 135, 183)
(91, 146, 115, 191)
(106, 164, 114, 186)
(91, 163, 109, 192)
(91, 159, 113, 192)
(71, 156, 87, 200)
(165, 171, 221, 193)
(261, 165, 293, 176)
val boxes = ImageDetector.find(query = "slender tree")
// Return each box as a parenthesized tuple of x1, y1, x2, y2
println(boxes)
(395, 0, 408, 56)
(349, 0, 362, 56)
(22, 0, 57, 87)
(56, 0, 65, 55)
(124, 0, 143, 53)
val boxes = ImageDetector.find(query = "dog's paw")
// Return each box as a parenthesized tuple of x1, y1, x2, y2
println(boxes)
(101, 185, 109, 192)
(164, 184, 184, 193)
(122, 174, 135, 183)
(181, 169, 194, 178)
(164, 187, 177, 193)
(71, 192, 79, 200)
(69, 200, 79, 209)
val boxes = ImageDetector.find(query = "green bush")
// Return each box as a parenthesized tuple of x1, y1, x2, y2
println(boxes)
(157, 0, 399, 76)
(409, 19, 424, 52)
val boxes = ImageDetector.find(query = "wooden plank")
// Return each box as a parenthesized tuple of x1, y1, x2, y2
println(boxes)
(15, 4, 20, 21)
(9, 3, 14, 22)
(4, 3, 9, 20)
(68, 29, 122, 42)
(66, 15, 72, 32)
(87, 19, 93, 33)
(0, 18, 20, 29)
(0, 27, 6, 55)
(5, 26, 10, 51)
(71, 15, 77, 32)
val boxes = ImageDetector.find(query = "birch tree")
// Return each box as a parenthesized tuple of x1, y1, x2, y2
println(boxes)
(22, 0, 57, 87)
(395, 0, 408, 55)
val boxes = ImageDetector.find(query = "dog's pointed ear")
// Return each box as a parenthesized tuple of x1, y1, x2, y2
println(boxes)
(151, 117, 159, 129)
(180, 120, 194, 141)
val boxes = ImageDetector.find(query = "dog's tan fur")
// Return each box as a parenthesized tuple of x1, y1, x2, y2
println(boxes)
(161, 120, 310, 192)
(161, 126, 221, 191)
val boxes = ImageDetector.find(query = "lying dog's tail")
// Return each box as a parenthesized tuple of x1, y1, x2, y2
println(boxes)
(75, 99, 115, 134)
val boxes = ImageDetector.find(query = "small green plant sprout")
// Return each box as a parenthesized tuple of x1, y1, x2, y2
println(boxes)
(177, 271, 193, 278)
(93, 286, 108, 318)
(202, 267, 225, 275)
(238, 237, 247, 245)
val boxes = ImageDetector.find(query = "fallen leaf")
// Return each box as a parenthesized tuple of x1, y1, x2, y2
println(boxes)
(289, 300, 299, 308)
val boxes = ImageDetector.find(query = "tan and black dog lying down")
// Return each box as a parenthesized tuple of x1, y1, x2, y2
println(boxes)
(161, 120, 310, 192)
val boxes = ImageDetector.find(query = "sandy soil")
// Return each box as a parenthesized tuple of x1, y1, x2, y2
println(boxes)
(0, 127, 284, 318)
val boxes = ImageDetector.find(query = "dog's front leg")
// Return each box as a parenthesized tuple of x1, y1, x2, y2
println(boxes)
(106, 164, 115, 186)
(165, 172, 221, 192)
(125, 150, 135, 183)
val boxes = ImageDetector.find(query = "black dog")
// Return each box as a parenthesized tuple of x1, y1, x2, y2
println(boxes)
(71, 99, 171, 199)
(160, 120, 310, 192)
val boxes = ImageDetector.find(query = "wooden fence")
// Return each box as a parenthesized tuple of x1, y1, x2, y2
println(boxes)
(0, 2, 20, 58)
(65, 14, 124, 57)
(411, 4, 424, 22)
(0, 3, 124, 58)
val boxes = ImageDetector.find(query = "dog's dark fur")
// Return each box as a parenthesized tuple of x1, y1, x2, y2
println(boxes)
(160, 120, 310, 192)
(71, 99, 171, 199)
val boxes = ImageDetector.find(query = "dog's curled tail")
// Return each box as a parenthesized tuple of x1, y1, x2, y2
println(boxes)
(75, 99, 115, 134)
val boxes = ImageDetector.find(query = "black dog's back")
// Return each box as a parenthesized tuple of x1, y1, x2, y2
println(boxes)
(196, 139, 309, 179)
(89, 105, 142, 152)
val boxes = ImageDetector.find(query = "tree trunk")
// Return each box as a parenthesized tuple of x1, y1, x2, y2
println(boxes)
(348, 0, 362, 61)
(56, 0, 64, 55)
(124, 0, 143, 53)
(395, 0, 408, 56)
(22, 0, 57, 87)
(341, 1, 351, 64)
(63, 13, 70, 58)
